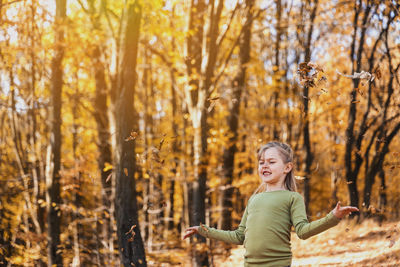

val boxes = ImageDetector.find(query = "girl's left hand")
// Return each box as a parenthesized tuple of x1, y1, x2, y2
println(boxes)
(332, 201, 359, 219)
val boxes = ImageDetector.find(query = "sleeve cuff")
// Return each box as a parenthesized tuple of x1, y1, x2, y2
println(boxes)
(197, 223, 210, 238)
(328, 211, 342, 224)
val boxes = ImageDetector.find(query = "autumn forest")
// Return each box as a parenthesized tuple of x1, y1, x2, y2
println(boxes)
(1, 0, 400, 266)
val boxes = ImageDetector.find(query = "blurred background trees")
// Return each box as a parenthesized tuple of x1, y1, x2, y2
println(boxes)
(0, 0, 399, 266)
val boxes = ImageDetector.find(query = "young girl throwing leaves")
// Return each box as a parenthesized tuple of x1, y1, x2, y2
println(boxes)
(184, 141, 358, 267)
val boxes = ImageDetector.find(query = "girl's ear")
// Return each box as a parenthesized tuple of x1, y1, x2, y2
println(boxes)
(284, 162, 293, 174)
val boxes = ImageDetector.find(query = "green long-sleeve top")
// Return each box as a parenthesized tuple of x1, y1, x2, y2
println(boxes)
(197, 190, 341, 266)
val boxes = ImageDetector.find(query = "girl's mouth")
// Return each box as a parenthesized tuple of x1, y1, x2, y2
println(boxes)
(262, 171, 271, 176)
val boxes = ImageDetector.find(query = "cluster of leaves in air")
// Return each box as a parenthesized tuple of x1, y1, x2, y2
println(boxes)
(297, 62, 327, 88)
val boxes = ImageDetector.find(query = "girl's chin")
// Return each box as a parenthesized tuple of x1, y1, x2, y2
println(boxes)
(261, 177, 274, 183)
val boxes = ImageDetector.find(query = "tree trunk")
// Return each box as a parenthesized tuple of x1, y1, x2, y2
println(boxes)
(272, 0, 282, 140)
(92, 41, 114, 265)
(301, 0, 318, 214)
(168, 67, 177, 231)
(185, 1, 208, 266)
(219, 0, 253, 231)
(344, 0, 371, 214)
(47, 0, 66, 265)
(112, 1, 146, 266)
(191, 113, 209, 267)
(378, 169, 387, 211)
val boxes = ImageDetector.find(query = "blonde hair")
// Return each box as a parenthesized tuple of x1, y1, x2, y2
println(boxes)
(253, 141, 297, 194)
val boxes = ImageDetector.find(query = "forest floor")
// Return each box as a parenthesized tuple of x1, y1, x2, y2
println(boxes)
(147, 219, 400, 266)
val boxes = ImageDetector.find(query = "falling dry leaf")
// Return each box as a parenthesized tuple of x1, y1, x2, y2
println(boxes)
(356, 88, 364, 96)
(347, 181, 353, 184)
(159, 138, 165, 150)
(103, 162, 113, 172)
(297, 62, 326, 88)
(336, 69, 374, 82)
(126, 224, 137, 242)
(126, 225, 137, 235)
(125, 131, 139, 142)
(374, 67, 382, 80)
(389, 239, 396, 248)
(105, 173, 112, 183)
(124, 168, 128, 176)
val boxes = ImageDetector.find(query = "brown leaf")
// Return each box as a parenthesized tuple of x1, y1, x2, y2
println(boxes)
(159, 138, 165, 150)
(105, 173, 112, 183)
(126, 224, 137, 235)
(125, 131, 139, 142)
(389, 239, 396, 248)
(374, 67, 382, 80)
(347, 181, 353, 184)
(124, 168, 128, 176)
(299, 62, 311, 71)
(308, 62, 324, 72)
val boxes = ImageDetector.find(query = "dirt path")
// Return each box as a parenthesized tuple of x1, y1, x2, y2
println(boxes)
(147, 219, 400, 266)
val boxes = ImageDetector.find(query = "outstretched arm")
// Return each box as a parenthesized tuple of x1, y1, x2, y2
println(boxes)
(182, 203, 250, 245)
(291, 193, 358, 240)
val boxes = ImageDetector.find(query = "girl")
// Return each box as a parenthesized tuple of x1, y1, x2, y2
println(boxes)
(183, 141, 358, 267)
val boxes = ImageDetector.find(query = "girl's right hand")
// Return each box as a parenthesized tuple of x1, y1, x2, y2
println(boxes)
(183, 226, 199, 240)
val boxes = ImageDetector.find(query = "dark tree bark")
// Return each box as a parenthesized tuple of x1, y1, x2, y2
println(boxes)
(362, 8, 399, 211)
(219, 0, 254, 231)
(47, 0, 66, 265)
(301, 0, 318, 214)
(272, 0, 282, 140)
(73, 0, 116, 264)
(378, 169, 387, 211)
(185, 0, 208, 266)
(168, 46, 178, 232)
(112, 1, 146, 266)
(344, 0, 373, 213)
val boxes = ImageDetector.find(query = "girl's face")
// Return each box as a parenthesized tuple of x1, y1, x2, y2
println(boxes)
(258, 147, 292, 187)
